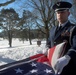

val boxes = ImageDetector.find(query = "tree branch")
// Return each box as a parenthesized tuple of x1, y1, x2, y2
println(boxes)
(0, 0, 15, 7)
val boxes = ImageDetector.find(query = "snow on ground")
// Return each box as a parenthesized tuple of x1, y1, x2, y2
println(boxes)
(0, 38, 46, 66)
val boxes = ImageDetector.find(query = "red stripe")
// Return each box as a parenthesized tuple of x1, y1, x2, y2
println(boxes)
(30, 54, 44, 59)
(37, 55, 49, 63)
(48, 46, 56, 65)
(30, 54, 49, 64)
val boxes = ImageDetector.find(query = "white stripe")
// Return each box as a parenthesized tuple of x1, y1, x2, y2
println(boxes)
(51, 42, 66, 70)
(55, 8, 69, 11)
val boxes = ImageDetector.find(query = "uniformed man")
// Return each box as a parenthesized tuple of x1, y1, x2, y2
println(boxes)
(47, 1, 76, 75)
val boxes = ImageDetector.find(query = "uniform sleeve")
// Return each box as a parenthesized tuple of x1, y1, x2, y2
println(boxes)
(47, 38, 51, 48)
(46, 29, 52, 48)
(66, 26, 76, 60)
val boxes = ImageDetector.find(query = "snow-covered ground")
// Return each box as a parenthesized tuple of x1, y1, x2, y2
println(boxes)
(0, 38, 46, 66)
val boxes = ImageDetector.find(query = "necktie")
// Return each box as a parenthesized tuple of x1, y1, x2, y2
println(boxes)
(55, 26, 62, 35)
(58, 26, 62, 30)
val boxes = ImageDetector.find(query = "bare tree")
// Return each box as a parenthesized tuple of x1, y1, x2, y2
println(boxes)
(20, 0, 60, 42)
(18, 10, 37, 45)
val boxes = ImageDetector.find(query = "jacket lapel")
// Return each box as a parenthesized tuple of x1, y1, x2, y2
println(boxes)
(54, 21, 71, 41)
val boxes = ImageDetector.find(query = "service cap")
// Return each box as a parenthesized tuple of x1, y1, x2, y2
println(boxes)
(52, 1, 72, 12)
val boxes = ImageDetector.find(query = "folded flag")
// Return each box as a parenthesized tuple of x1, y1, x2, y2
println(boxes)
(47, 42, 67, 72)
(0, 42, 66, 75)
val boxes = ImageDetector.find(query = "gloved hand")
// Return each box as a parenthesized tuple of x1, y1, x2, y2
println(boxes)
(54, 55, 71, 74)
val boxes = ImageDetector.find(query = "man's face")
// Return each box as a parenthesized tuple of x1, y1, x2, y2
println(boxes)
(56, 10, 70, 24)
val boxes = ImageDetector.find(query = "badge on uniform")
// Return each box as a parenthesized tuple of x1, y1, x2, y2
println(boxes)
(61, 30, 70, 37)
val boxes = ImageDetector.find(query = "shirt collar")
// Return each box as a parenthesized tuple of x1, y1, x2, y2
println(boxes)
(59, 20, 68, 27)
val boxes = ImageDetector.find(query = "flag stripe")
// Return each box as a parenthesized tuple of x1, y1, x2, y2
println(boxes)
(47, 46, 56, 66)
(59, 42, 67, 57)
(30, 54, 44, 59)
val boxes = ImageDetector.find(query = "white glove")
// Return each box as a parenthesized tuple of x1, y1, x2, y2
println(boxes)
(54, 55, 71, 74)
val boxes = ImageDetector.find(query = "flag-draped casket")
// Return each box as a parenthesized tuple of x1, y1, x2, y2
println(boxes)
(0, 42, 66, 75)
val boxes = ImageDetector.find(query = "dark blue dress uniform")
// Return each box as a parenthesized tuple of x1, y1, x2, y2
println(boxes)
(47, 1, 76, 75)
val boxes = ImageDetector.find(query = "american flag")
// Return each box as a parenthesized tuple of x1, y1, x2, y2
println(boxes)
(0, 54, 54, 75)
(0, 54, 56, 75)
(0, 42, 66, 75)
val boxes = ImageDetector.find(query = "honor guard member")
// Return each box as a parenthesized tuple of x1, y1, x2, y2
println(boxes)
(47, 1, 76, 75)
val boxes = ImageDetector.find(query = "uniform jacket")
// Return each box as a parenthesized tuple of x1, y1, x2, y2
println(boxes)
(47, 21, 76, 75)
(47, 21, 76, 56)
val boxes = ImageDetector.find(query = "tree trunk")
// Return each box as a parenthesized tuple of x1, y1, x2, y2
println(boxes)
(28, 27, 32, 45)
(45, 22, 49, 44)
(8, 30, 12, 47)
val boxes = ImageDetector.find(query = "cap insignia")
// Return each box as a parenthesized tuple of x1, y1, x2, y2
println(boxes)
(56, 3, 60, 6)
